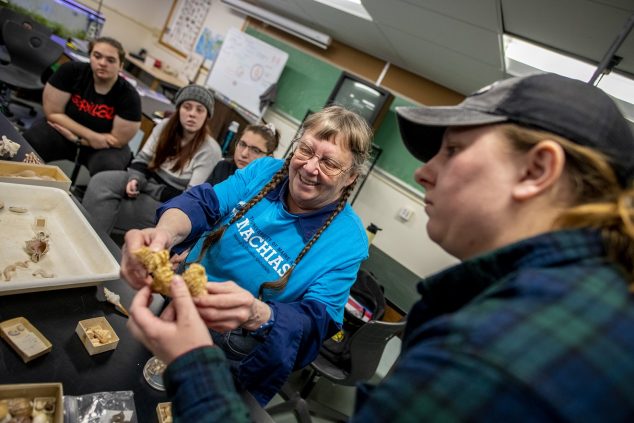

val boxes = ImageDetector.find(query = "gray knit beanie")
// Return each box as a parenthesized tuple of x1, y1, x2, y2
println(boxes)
(174, 84, 215, 117)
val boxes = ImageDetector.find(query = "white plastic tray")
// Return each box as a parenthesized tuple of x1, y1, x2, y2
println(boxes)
(0, 182, 120, 295)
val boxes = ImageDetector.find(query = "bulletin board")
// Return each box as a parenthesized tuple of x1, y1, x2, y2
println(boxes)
(159, 0, 211, 57)
(206, 28, 289, 118)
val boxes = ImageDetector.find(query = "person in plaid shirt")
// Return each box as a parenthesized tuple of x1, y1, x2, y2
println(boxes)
(127, 73, 634, 422)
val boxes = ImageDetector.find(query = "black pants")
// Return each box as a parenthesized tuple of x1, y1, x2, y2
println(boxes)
(23, 120, 132, 176)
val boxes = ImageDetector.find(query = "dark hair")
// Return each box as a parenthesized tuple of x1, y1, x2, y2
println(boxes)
(191, 106, 372, 298)
(89, 36, 126, 64)
(240, 122, 280, 154)
(148, 106, 210, 173)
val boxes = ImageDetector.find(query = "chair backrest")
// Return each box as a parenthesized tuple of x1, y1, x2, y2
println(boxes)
(311, 319, 405, 388)
(344, 319, 405, 385)
(0, 8, 52, 45)
(2, 20, 63, 82)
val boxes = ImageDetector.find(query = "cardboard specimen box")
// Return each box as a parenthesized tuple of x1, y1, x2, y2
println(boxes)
(0, 160, 70, 192)
(0, 317, 52, 363)
(0, 383, 63, 423)
(157, 402, 172, 423)
(76, 317, 119, 355)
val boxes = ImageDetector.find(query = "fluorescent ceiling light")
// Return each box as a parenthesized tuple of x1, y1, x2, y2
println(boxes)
(221, 0, 332, 49)
(313, 0, 373, 21)
(504, 34, 634, 124)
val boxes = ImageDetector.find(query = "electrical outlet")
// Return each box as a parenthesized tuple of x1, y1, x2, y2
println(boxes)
(397, 207, 413, 222)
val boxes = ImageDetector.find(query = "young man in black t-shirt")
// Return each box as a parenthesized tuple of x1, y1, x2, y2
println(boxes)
(24, 37, 141, 176)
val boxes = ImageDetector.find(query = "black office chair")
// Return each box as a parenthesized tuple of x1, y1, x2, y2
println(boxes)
(0, 20, 61, 121)
(0, 8, 52, 64)
(266, 318, 406, 423)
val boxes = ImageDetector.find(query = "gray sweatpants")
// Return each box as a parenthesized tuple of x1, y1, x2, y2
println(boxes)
(82, 170, 162, 235)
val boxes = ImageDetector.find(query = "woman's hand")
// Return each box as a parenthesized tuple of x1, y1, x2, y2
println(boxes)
(193, 282, 271, 332)
(126, 179, 140, 198)
(120, 228, 174, 290)
(169, 249, 189, 271)
(86, 133, 113, 149)
(127, 276, 213, 365)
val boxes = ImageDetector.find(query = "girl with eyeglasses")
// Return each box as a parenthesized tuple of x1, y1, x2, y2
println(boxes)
(206, 123, 280, 185)
(121, 106, 373, 404)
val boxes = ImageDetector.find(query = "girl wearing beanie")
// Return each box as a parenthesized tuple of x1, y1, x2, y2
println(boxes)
(82, 84, 221, 236)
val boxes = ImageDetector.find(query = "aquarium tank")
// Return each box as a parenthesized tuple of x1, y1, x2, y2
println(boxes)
(5, 0, 105, 40)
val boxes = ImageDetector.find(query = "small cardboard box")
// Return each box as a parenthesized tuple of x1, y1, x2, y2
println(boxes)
(0, 317, 52, 363)
(75, 317, 119, 356)
(0, 382, 63, 423)
(156, 402, 172, 423)
(0, 160, 71, 192)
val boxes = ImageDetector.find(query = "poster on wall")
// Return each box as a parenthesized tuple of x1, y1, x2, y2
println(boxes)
(160, 0, 211, 57)
(195, 28, 223, 63)
(206, 28, 288, 118)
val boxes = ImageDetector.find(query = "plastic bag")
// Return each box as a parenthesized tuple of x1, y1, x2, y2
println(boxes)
(64, 390, 137, 423)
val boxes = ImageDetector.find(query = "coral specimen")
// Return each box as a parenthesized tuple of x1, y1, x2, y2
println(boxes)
(133, 247, 207, 297)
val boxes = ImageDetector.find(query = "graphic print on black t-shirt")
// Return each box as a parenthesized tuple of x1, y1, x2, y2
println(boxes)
(70, 94, 115, 120)
(48, 62, 142, 134)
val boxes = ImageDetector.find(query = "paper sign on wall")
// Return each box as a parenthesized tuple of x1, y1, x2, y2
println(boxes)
(205, 28, 288, 117)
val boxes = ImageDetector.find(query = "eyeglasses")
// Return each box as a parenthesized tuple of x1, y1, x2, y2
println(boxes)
(236, 140, 267, 156)
(293, 141, 351, 176)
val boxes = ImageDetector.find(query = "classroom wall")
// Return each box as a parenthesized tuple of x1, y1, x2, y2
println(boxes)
(78, 0, 246, 79)
(79, 1, 457, 278)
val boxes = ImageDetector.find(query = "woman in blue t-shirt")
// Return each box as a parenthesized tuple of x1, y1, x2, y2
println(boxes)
(120, 106, 373, 404)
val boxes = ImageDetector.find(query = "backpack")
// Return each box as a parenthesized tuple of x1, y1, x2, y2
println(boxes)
(320, 269, 386, 371)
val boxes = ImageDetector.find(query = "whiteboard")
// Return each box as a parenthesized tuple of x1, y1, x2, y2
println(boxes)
(205, 28, 289, 117)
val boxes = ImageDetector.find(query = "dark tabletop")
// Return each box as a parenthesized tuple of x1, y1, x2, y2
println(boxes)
(0, 113, 167, 422)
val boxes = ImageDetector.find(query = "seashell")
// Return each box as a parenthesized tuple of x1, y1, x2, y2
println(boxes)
(24, 233, 50, 263)
(32, 414, 51, 423)
(0, 401, 7, 420)
(32, 269, 54, 278)
(23, 152, 42, 165)
(9, 206, 27, 213)
(33, 397, 55, 414)
(0, 135, 20, 158)
(7, 397, 32, 417)
(0, 200, 4, 210)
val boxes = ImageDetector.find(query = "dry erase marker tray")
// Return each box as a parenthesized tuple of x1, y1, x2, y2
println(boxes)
(0, 182, 119, 295)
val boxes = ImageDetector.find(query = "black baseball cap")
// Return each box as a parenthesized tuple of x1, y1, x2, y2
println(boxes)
(396, 73, 634, 187)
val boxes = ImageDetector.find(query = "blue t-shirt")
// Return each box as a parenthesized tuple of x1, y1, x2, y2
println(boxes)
(161, 157, 368, 323)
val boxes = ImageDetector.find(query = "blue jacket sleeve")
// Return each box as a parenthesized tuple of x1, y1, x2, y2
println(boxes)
(234, 299, 340, 405)
(156, 183, 221, 254)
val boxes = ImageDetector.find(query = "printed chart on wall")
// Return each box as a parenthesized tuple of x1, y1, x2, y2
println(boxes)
(160, 0, 211, 57)
(206, 28, 289, 118)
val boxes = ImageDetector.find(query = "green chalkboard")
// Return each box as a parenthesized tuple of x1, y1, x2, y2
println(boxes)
(373, 97, 424, 192)
(246, 28, 340, 121)
(246, 28, 424, 191)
